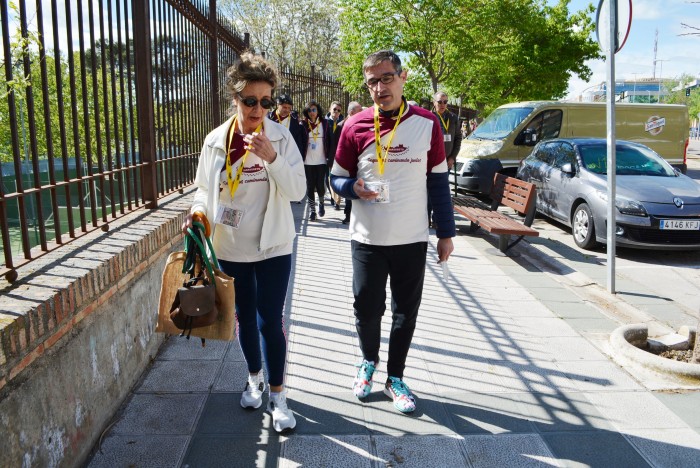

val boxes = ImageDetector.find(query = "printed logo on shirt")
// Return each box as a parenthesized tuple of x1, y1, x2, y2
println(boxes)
(243, 163, 265, 174)
(388, 144, 408, 156)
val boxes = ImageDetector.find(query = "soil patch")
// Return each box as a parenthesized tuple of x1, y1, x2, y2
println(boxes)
(646, 346, 695, 363)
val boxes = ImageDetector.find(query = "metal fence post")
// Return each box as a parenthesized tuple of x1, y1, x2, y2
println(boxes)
(132, 0, 158, 208)
(209, 0, 220, 124)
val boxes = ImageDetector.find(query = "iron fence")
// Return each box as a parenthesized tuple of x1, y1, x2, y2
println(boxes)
(1, 0, 347, 282)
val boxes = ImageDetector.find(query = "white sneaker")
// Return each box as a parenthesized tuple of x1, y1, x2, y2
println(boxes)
(241, 372, 265, 409)
(267, 390, 296, 432)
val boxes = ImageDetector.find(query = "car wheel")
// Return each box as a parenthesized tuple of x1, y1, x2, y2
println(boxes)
(572, 203, 598, 249)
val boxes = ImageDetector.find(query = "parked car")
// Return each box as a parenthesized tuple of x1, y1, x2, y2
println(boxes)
(516, 138, 700, 250)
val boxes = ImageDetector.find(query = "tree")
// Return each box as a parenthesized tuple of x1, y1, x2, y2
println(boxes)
(338, 0, 601, 114)
(218, 0, 342, 74)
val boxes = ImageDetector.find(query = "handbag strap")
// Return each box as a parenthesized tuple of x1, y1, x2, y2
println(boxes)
(191, 221, 218, 266)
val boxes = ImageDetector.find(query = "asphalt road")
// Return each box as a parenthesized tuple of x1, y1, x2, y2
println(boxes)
(523, 139, 700, 319)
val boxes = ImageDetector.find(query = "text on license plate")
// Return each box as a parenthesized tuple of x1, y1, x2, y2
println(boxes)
(659, 219, 700, 230)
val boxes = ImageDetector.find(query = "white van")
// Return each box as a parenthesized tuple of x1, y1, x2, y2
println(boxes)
(454, 101, 690, 193)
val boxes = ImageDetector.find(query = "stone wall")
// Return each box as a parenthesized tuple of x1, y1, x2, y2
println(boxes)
(0, 188, 194, 467)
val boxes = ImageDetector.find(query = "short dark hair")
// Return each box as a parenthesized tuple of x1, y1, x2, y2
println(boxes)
(363, 50, 402, 75)
(277, 94, 293, 105)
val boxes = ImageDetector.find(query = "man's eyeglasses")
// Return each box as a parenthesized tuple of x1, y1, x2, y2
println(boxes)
(436, 100, 448, 105)
(364, 71, 400, 89)
(332, 108, 341, 113)
(238, 94, 275, 109)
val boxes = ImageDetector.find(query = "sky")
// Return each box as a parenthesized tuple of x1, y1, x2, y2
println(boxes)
(560, 0, 700, 99)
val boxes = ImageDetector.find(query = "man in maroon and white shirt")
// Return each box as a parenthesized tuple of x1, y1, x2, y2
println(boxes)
(330, 50, 455, 414)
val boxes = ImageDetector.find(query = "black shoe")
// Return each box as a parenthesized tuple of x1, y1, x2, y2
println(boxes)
(334, 203, 341, 211)
(341, 216, 350, 224)
(318, 202, 325, 217)
(309, 212, 317, 221)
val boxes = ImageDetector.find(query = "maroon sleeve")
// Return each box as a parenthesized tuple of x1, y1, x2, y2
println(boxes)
(334, 117, 359, 177)
(426, 112, 447, 173)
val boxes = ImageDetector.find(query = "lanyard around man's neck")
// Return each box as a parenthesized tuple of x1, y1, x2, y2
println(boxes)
(373, 100, 405, 177)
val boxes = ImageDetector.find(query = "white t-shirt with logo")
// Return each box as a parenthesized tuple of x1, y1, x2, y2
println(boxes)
(213, 153, 293, 262)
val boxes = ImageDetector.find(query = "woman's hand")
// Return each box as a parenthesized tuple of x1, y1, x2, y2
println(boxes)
(243, 131, 277, 163)
(182, 213, 193, 235)
(182, 211, 211, 236)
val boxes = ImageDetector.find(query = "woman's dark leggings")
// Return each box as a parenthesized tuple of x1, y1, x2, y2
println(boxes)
(218, 255, 292, 387)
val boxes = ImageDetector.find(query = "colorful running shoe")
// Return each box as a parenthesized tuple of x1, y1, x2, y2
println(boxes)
(384, 376, 416, 413)
(352, 359, 377, 398)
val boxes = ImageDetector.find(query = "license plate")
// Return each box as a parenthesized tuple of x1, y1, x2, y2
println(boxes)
(659, 219, 700, 230)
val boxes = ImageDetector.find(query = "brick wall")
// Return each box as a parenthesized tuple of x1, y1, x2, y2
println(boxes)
(0, 188, 195, 466)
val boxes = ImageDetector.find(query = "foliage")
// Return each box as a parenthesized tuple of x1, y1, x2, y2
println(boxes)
(664, 74, 700, 122)
(337, 0, 601, 115)
(0, 2, 42, 100)
(218, 0, 342, 75)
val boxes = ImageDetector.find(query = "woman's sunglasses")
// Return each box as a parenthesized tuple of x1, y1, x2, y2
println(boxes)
(238, 94, 275, 109)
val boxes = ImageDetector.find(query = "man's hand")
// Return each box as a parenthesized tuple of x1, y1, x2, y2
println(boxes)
(436, 238, 454, 262)
(446, 157, 455, 170)
(353, 178, 379, 201)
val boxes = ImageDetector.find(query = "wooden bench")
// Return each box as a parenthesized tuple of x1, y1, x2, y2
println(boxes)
(453, 174, 539, 253)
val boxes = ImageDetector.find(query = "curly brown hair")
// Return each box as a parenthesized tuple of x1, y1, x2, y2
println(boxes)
(223, 52, 278, 113)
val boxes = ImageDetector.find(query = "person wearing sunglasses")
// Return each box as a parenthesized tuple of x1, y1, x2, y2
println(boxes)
(268, 94, 305, 157)
(330, 50, 455, 414)
(301, 100, 332, 221)
(429, 91, 462, 228)
(332, 101, 363, 224)
(182, 52, 305, 433)
(326, 101, 345, 210)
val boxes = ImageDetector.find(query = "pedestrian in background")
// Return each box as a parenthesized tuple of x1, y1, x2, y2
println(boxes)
(268, 93, 306, 157)
(333, 100, 363, 224)
(301, 100, 331, 221)
(182, 52, 306, 433)
(331, 50, 455, 413)
(429, 91, 462, 227)
(327, 101, 344, 210)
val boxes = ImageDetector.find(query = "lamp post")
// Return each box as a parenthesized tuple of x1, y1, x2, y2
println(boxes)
(657, 59, 668, 103)
(632, 73, 638, 103)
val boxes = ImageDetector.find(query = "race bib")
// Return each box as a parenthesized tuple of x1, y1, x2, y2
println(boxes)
(365, 180, 390, 204)
(215, 204, 245, 229)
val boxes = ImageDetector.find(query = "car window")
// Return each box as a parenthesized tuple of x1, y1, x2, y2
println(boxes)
(534, 143, 555, 165)
(525, 110, 563, 142)
(552, 142, 576, 170)
(579, 143, 676, 176)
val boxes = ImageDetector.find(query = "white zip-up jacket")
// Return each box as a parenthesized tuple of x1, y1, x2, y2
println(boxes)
(191, 116, 306, 253)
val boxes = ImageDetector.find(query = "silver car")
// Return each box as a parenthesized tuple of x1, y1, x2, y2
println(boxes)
(516, 138, 700, 250)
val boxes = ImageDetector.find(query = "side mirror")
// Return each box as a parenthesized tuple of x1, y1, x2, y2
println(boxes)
(519, 128, 538, 146)
(561, 163, 574, 175)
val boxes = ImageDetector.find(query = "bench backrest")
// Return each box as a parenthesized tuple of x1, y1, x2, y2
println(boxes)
(489, 173, 536, 217)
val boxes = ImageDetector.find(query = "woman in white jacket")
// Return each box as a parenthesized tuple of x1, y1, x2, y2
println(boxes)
(182, 53, 306, 432)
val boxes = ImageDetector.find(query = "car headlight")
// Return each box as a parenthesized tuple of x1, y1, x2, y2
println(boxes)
(596, 191, 648, 217)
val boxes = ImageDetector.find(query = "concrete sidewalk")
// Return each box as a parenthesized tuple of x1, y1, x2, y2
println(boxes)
(86, 200, 700, 467)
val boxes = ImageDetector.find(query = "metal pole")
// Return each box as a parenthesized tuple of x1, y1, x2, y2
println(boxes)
(606, 0, 617, 293)
(132, 0, 158, 208)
